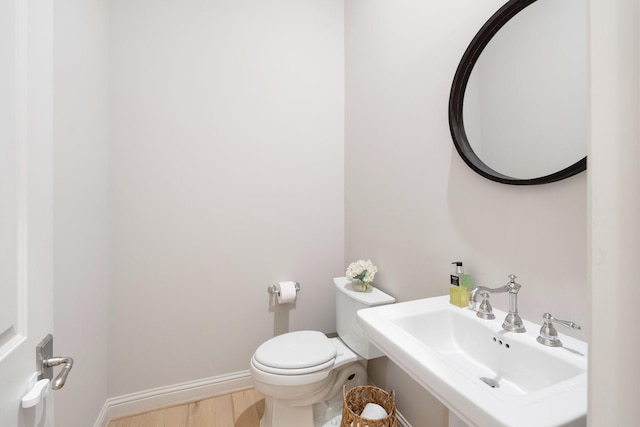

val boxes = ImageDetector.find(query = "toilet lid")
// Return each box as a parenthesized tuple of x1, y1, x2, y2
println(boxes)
(254, 331, 337, 371)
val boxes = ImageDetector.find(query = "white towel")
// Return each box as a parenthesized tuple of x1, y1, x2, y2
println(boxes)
(360, 402, 388, 420)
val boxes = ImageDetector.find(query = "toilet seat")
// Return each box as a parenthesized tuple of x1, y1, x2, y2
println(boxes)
(253, 331, 337, 375)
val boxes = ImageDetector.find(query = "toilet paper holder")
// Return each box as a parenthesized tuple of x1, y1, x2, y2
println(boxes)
(268, 282, 300, 296)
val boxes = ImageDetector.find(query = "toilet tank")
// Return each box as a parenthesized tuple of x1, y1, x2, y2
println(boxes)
(334, 277, 395, 359)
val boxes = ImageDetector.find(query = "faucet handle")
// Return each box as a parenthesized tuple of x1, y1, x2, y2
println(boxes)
(506, 274, 521, 292)
(536, 313, 581, 347)
(475, 292, 495, 320)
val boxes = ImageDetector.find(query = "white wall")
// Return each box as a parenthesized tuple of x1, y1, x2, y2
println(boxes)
(345, 1, 587, 424)
(589, 0, 640, 424)
(107, 0, 345, 396)
(53, 1, 110, 426)
(48, 1, 640, 425)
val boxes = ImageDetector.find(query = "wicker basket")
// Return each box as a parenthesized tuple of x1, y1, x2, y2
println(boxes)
(341, 385, 397, 427)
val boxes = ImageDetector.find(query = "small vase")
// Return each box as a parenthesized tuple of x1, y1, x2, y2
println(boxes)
(351, 280, 370, 292)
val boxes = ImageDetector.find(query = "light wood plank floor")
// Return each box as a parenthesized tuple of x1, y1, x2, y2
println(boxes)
(107, 388, 265, 427)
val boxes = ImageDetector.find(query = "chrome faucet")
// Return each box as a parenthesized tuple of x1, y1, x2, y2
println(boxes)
(537, 313, 581, 347)
(470, 274, 526, 333)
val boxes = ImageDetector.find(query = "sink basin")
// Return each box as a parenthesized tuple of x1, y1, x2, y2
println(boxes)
(357, 296, 587, 427)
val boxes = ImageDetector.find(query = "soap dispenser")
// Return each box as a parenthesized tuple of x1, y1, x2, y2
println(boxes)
(450, 261, 471, 307)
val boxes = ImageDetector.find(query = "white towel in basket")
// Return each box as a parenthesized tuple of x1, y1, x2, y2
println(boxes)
(361, 402, 388, 420)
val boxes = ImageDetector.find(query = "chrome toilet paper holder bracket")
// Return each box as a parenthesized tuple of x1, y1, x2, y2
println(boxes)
(268, 282, 300, 296)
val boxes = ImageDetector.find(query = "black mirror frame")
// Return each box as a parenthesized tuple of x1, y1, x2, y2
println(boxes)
(448, 0, 587, 185)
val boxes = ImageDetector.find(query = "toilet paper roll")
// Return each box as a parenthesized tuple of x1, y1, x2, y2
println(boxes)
(277, 281, 297, 304)
(360, 402, 388, 420)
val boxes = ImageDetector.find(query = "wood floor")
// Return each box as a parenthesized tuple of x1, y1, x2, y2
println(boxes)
(107, 389, 265, 427)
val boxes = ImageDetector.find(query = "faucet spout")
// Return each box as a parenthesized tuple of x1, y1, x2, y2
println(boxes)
(469, 284, 509, 309)
(470, 274, 526, 333)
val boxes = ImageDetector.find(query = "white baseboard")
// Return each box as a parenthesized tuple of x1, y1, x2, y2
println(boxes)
(94, 370, 253, 427)
(396, 410, 412, 427)
(93, 403, 109, 427)
(93, 370, 412, 427)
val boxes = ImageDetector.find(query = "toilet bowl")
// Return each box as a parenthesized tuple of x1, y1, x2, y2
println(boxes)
(250, 277, 395, 427)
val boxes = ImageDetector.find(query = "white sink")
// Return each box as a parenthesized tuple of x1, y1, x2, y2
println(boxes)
(357, 296, 587, 427)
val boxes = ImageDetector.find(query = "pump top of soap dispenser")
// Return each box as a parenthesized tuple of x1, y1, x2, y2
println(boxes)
(452, 261, 464, 274)
(451, 261, 472, 289)
(451, 262, 463, 287)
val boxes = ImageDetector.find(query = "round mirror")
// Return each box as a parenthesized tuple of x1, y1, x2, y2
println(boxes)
(449, 0, 587, 185)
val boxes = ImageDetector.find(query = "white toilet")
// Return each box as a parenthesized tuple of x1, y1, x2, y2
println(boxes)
(250, 277, 395, 427)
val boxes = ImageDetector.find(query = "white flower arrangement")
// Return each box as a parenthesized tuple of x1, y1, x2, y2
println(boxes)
(346, 259, 378, 283)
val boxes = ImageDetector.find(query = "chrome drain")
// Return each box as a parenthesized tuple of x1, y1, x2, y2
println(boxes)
(480, 377, 499, 388)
